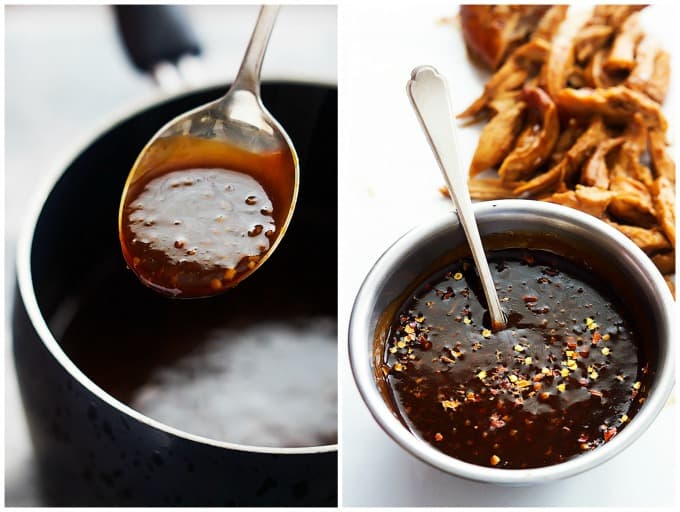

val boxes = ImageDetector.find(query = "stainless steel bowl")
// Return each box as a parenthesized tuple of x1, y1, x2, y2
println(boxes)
(349, 199, 674, 485)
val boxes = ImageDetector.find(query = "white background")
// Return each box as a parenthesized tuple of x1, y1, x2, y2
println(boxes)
(339, 2, 677, 507)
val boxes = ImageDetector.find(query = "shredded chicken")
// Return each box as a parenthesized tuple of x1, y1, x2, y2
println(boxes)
(458, 39, 550, 119)
(621, 113, 648, 160)
(649, 49, 671, 103)
(648, 129, 675, 182)
(606, 221, 672, 254)
(543, 186, 613, 218)
(584, 49, 614, 89)
(556, 86, 667, 131)
(580, 137, 624, 189)
(664, 275, 675, 297)
(532, 6, 569, 43)
(456, 4, 675, 283)
(626, 38, 671, 103)
(543, 7, 594, 99)
(549, 118, 584, 166)
(573, 25, 613, 63)
(460, 5, 552, 70)
(652, 252, 675, 275)
(651, 177, 675, 246)
(604, 12, 643, 73)
(514, 117, 608, 196)
(461, 178, 521, 201)
(608, 175, 657, 228)
(470, 101, 526, 176)
(498, 87, 559, 182)
(609, 143, 653, 187)
(591, 5, 646, 27)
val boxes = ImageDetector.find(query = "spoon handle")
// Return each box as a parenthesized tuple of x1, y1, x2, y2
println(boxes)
(406, 65, 506, 331)
(231, 5, 280, 95)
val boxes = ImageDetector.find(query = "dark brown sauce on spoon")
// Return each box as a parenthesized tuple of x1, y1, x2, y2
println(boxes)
(120, 135, 296, 298)
(383, 249, 651, 469)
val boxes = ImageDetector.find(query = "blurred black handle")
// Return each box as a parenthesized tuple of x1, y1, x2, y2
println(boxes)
(113, 5, 201, 73)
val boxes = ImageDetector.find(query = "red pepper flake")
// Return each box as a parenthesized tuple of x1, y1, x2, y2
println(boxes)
(490, 416, 506, 429)
(434, 432, 444, 442)
(592, 331, 602, 344)
(523, 295, 538, 303)
(603, 427, 618, 442)
(566, 336, 577, 349)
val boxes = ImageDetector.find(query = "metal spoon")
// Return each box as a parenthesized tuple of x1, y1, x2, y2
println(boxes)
(406, 65, 507, 331)
(118, 5, 299, 298)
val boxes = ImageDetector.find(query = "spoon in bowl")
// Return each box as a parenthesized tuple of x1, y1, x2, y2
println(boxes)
(407, 65, 507, 331)
(118, 5, 299, 298)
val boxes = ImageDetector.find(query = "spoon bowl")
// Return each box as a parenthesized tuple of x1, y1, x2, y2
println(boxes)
(118, 5, 299, 298)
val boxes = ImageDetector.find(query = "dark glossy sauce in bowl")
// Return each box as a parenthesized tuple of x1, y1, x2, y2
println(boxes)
(383, 249, 651, 469)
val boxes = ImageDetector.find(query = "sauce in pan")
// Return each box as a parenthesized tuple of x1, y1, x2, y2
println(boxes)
(119, 136, 296, 298)
(53, 259, 337, 448)
(383, 249, 651, 469)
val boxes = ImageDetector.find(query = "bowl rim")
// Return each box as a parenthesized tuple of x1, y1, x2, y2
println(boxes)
(15, 79, 338, 455)
(349, 199, 675, 484)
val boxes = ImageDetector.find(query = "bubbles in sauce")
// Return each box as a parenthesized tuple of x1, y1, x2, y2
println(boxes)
(119, 136, 296, 298)
(125, 168, 275, 295)
(131, 319, 337, 446)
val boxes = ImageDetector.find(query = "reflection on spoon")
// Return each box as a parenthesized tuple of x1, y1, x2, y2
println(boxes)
(118, 6, 299, 298)
(406, 65, 507, 330)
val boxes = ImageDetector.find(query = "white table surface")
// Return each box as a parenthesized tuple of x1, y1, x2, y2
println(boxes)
(339, 2, 677, 507)
(3, 5, 336, 506)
